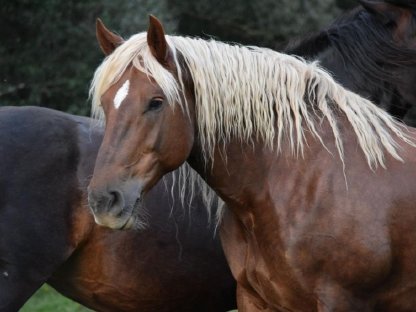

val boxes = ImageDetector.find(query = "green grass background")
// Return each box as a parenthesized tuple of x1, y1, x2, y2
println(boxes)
(20, 285, 92, 312)
(21, 285, 238, 311)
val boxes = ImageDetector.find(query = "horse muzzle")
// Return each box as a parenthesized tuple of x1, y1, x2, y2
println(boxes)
(88, 179, 144, 230)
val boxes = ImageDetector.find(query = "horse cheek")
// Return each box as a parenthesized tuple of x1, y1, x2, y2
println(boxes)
(161, 120, 193, 171)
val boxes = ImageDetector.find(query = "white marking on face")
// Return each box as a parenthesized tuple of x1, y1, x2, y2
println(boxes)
(113, 80, 130, 109)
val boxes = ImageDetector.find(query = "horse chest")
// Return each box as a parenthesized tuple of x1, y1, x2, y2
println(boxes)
(231, 205, 396, 312)
(240, 225, 317, 311)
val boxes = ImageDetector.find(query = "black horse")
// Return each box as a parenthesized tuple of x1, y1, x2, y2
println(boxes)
(286, 0, 416, 124)
(0, 106, 236, 312)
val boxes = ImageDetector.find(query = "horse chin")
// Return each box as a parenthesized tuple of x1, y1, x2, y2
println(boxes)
(120, 194, 148, 231)
(119, 215, 136, 230)
(94, 214, 132, 230)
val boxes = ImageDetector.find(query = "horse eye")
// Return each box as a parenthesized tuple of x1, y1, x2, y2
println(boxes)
(147, 98, 164, 111)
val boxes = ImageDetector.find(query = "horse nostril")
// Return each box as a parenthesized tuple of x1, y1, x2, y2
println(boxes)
(108, 190, 124, 217)
(108, 192, 115, 208)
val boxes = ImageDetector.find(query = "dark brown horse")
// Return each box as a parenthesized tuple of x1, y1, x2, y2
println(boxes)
(287, 0, 416, 123)
(88, 16, 416, 311)
(0, 106, 236, 312)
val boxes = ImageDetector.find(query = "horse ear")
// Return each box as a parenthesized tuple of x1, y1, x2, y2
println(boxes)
(96, 18, 124, 56)
(360, 0, 407, 25)
(147, 15, 170, 65)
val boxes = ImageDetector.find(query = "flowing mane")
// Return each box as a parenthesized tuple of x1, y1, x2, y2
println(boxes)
(90, 32, 413, 169)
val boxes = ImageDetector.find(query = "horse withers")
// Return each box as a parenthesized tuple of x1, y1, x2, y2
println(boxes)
(0, 106, 236, 312)
(88, 16, 416, 311)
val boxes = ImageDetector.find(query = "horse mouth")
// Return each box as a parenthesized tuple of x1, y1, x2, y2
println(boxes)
(119, 195, 144, 230)
(119, 215, 136, 230)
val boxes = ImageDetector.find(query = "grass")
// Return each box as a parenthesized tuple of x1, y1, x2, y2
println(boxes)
(21, 284, 238, 312)
(20, 285, 92, 312)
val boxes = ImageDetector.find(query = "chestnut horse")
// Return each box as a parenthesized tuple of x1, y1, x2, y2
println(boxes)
(287, 0, 416, 122)
(0, 106, 236, 312)
(88, 16, 416, 311)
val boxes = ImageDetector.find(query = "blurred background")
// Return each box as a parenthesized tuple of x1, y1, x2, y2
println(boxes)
(1, 0, 356, 116)
(1, 0, 356, 310)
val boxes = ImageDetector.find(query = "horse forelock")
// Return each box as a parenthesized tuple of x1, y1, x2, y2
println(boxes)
(89, 32, 182, 123)
(90, 29, 414, 174)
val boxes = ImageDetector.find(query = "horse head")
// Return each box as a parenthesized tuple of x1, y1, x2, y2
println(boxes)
(360, 0, 416, 45)
(360, 0, 416, 117)
(88, 17, 195, 230)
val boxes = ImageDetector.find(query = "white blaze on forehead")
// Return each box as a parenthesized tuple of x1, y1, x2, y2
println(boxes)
(113, 80, 130, 109)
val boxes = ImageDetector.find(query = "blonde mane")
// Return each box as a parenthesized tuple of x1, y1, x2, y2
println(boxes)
(91, 32, 413, 172)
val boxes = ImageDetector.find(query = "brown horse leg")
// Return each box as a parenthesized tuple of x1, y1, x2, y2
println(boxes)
(220, 210, 275, 311)
(315, 280, 372, 312)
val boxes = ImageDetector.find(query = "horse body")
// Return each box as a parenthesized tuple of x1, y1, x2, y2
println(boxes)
(50, 177, 235, 312)
(88, 16, 416, 312)
(212, 123, 416, 311)
(50, 184, 236, 312)
(0, 106, 236, 312)
(0, 106, 84, 311)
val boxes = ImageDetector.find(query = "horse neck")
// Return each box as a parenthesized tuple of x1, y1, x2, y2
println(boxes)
(186, 117, 352, 220)
(187, 139, 273, 221)
(188, 128, 324, 211)
(285, 31, 331, 60)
